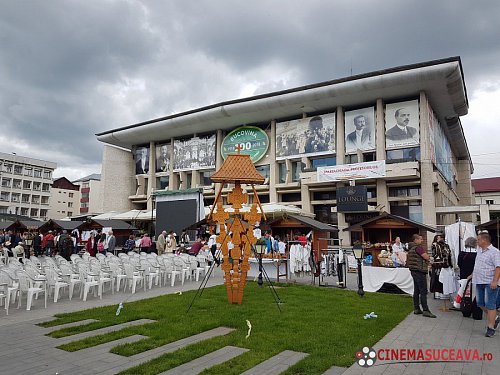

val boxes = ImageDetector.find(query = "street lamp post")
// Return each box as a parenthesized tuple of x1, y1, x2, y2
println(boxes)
(254, 238, 267, 287)
(353, 244, 365, 297)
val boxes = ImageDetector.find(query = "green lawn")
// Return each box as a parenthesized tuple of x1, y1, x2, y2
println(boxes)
(41, 282, 413, 374)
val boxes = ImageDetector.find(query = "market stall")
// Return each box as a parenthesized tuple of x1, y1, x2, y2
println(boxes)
(344, 213, 437, 267)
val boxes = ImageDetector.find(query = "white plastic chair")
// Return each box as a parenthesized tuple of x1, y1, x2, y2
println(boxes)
(45, 268, 69, 303)
(16, 271, 47, 310)
(123, 263, 145, 294)
(78, 268, 100, 301)
(109, 263, 127, 292)
(59, 263, 81, 300)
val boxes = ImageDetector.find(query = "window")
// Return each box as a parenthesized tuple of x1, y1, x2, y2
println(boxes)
(311, 156, 337, 170)
(280, 192, 302, 202)
(14, 165, 23, 175)
(43, 170, 51, 179)
(255, 165, 270, 181)
(22, 194, 30, 203)
(33, 182, 41, 191)
(345, 154, 358, 164)
(24, 167, 32, 176)
(82, 182, 90, 188)
(386, 147, 420, 164)
(292, 161, 302, 182)
(40, 209, 48, 218)
(23, 180, 31, 189)
(367, 188, 377, 199)
(186, 172, 192, 188)
(81, 192, 89, 199)
(257, 194, 270, 204)
(1, 178, 11, 188)
(34, 169, 42, 178)
(41, 196, 49, 205)
(81, 202, 88, 208)
(31, 195, 40, 204)
(67, 212, 73, 217)
(3, 163, 12, 173)
(20, 207, 29, 216)
(486, 199, 494, 205)
(30, 208, 38, 217)
(11, 193, 20, 202)
(278, 162, 287, 183)
(389, 186, 421, 198)
(0, 192, 9, 201)
(42, 183, 50, 192)
(363, 152, 376, 162)
(69, 192, 74, 198)
(68, 202, 73, 208)
(202, 170, 214, 187)
(313, 191, 336, 200)
(157, 176, 170, 189)
(314, 205, 338, 225)
(13, 179, 21, 189)
(390, 201, 422, 223)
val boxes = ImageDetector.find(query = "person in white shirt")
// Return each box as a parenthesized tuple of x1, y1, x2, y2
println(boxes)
(392, 236, 406, 266)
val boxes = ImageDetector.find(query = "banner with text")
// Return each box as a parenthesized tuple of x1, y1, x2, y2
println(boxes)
(317, 160, 386, 182)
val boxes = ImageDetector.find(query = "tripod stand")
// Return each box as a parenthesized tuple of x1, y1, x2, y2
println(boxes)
(254, 250, 283, 312)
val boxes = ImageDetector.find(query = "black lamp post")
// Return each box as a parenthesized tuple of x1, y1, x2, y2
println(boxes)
(353, 244, 365, 297)
(254, 238, 267, 287)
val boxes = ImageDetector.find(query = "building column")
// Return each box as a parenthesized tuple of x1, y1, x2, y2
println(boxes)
(269, 120, 278, 203)
(419, 92, 437, 229)
(375, 98, 389, 212)
(168, 139, 175, 190)
(334, 107, 350, 245)
(479, 204, 491, 223)
(147, 141, 156, 210)
(214, 129, 224, 193)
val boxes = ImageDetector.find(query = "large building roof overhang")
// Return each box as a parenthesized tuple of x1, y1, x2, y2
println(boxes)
(96, 57, 469, 161)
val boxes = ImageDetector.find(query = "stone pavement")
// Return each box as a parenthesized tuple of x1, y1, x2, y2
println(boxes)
(315, 273, 500, 375)
(1, 268, 498, 374)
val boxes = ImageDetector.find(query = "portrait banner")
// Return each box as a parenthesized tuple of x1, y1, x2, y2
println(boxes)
(345, 107, 375, 153)
(156, 143, 170, 173)
(173, 134, 216, 172)
(276, 113, 335, 160)
(135, 146, 150, 175)
(385, 100, 420, 149)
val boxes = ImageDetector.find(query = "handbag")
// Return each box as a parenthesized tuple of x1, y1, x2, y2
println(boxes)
(460, 279, 473, 318)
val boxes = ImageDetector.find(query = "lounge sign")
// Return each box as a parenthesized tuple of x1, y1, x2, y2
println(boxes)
(337, 186, 368, 212)
(221, 126, 269, 163)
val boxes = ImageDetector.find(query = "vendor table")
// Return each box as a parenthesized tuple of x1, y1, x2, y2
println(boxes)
(362, 265, 413, 294)
(247, 258, 288, 282)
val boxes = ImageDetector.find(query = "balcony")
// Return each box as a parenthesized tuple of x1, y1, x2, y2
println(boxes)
(80, 207, 89, 213)
(80, 197, 89, 203)
(81, 187, 90, 193)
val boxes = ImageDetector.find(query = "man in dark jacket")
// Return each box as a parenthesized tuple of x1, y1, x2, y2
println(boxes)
(407, 233, 436, 318)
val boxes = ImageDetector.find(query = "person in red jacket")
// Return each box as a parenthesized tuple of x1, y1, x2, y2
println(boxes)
(86, 232, 98, 257)
(42, 231, 55, 256)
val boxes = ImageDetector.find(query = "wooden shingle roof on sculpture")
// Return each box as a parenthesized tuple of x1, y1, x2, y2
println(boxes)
(211, 153, 265, 184)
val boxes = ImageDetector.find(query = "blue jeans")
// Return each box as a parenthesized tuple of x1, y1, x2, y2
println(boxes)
(475, 284, 499, 310)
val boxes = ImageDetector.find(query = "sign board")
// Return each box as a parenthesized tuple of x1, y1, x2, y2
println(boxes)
(221, 126, 269, 163)
(337, 186, 368, 213)
(317, 160, 385, 182)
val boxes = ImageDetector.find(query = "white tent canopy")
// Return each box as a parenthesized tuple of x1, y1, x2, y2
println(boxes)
(91, 211, 123, 220)
(203, 203, 315, 219)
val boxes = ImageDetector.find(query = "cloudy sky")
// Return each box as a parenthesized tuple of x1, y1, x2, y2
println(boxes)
(1, 0, 500, 181)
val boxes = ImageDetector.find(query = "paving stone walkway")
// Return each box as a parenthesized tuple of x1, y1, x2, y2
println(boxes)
(2, 269, 498, 374)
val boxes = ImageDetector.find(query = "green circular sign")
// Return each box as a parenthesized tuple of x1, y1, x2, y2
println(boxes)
(221, 126, 269, 163)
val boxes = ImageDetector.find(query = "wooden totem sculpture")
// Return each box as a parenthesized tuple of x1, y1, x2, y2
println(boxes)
(208, 148, 266, 305)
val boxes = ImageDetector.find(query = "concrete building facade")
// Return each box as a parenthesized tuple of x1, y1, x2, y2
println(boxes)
(97, 57, 474, 244)
(72, 174, 103, 216)
(50, 177, 81, 219)
(0, 152, 56, 220)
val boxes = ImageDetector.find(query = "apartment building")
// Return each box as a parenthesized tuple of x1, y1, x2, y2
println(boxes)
(0, 152, 56, 220)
